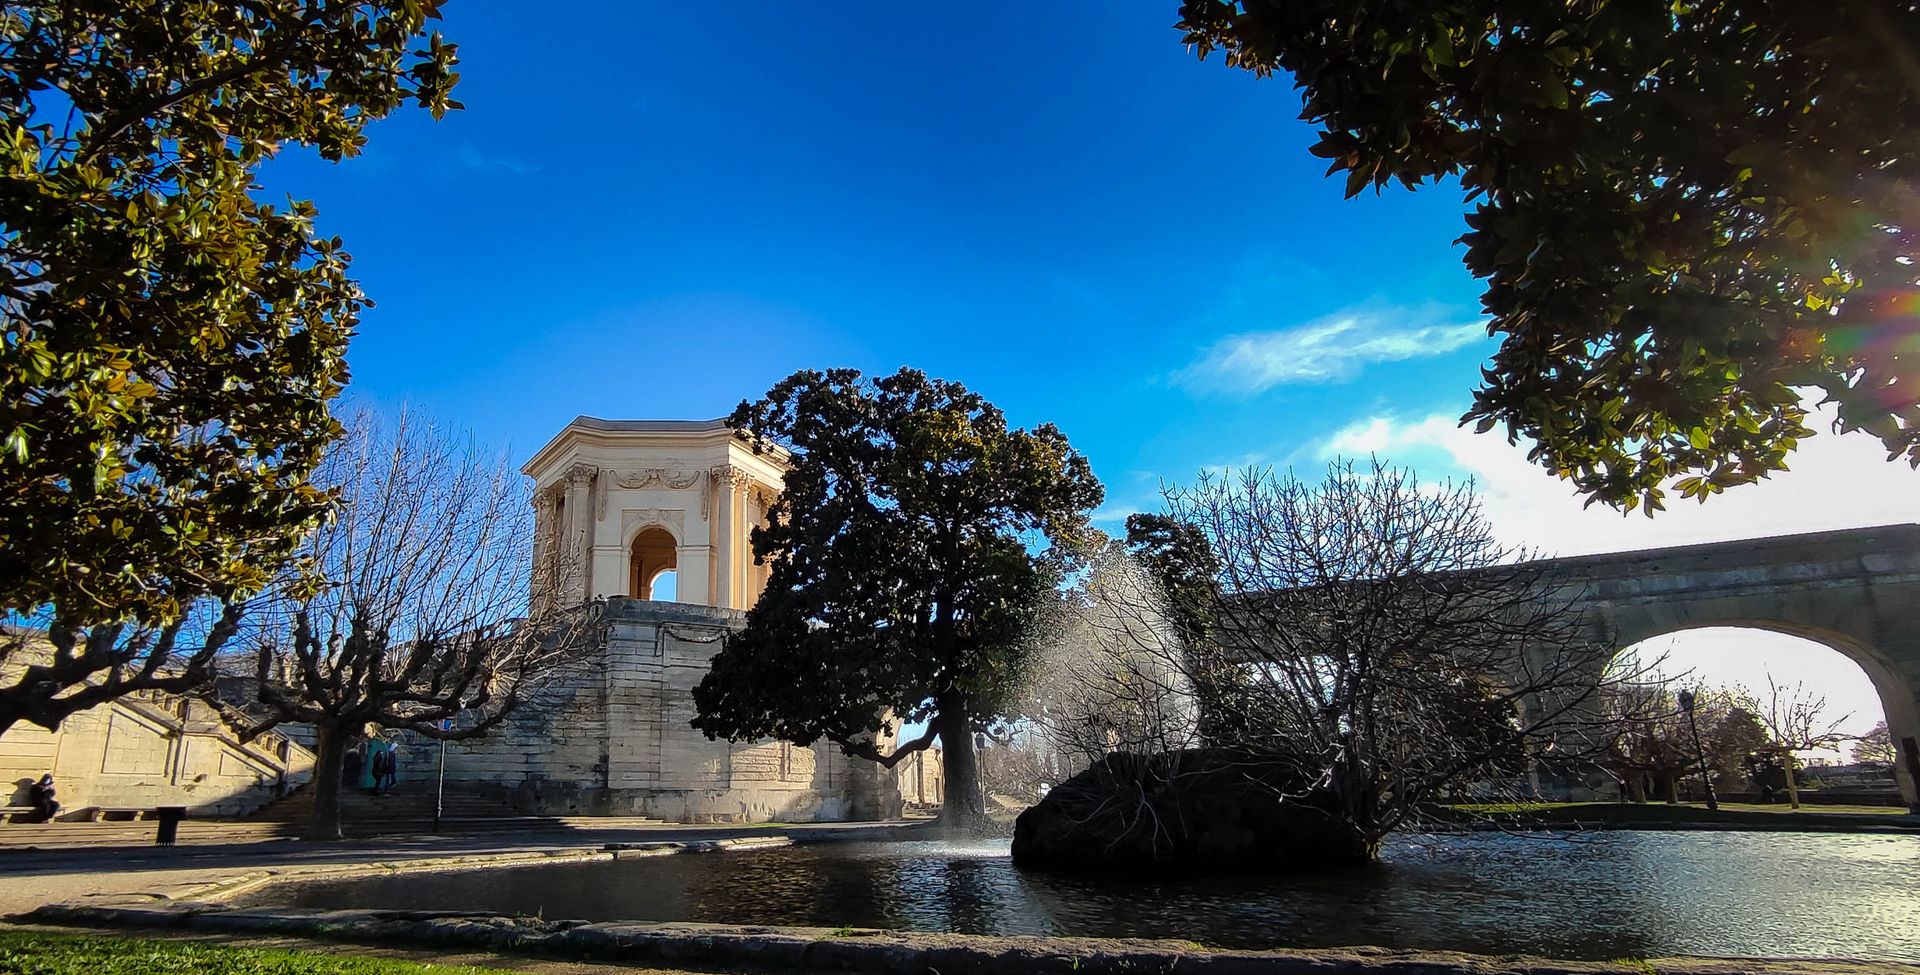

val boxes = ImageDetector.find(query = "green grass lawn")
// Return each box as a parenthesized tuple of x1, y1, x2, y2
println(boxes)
(1448, 800, 1910, 817)
(1703, 801, 1910, 815)
(0, 930, 499, 975)
(1438, 800, 1916, 829)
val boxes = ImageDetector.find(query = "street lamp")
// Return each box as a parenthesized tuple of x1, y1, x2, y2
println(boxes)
(1676, 689, 1719, 811)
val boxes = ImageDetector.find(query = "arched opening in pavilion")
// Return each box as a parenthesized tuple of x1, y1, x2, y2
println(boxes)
(630, 525, 679, 601)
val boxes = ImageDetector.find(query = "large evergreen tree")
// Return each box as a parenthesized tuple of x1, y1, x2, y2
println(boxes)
(1176, 1, 1920, 512)
(692, 368, 1103, 829)
(0, 1, 460, 732)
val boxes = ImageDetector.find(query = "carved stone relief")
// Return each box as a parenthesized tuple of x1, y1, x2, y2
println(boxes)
(620, 508, 687, 542)
(612, 468, 705, 490)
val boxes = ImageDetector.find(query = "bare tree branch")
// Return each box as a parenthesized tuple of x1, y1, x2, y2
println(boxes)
(236, 408, 603, 839)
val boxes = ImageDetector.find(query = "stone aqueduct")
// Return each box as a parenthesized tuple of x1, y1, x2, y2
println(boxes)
(1536, 523, 1920, 807)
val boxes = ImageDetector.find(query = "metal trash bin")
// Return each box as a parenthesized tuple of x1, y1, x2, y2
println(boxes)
(154, 806, 186, 845)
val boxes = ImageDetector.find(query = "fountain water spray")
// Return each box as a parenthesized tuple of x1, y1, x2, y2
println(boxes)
(1019, 547, 1203, 781)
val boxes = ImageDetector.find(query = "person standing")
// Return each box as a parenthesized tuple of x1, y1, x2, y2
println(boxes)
(371, 746, 395, 795)
(343, 743, 365, 794)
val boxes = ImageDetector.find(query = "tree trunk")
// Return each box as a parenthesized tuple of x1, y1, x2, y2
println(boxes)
(936, 691, 987, 832)
(307, 724, 349, 841)
(1627, 774, 1647, 804)
(1661, 772, 1678, 804)
(1783, 751, 1802, 810)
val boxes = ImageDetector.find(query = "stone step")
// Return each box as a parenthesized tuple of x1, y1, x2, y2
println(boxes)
(250, 801, 523, 820)
(246, 785, 524, 823)
(0, 814, 673, 848)
(0, 823, 299, 848)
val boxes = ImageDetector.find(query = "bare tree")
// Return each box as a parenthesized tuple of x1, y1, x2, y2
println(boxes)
(1595, 676, 1693, 803)
(0, 603, 244, 737)
(1596, 673, 1763, 803)
(1738, 674, 1849, 809)
(1027, 460, 1641, 863)
(1176, 461, 1635, 853)
(240, 410, 601, 840)
(1019, 461, 1639, 864)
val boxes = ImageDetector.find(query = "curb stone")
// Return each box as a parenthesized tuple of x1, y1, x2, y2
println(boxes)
(18, 902, 1917, 975)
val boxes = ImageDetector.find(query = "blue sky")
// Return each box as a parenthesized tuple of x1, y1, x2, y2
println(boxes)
(259, 2, 1913, 738)
(257, 2, 1486, 506)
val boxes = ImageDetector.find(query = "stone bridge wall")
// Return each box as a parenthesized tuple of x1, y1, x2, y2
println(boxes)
(1535, 524, 1920, 806)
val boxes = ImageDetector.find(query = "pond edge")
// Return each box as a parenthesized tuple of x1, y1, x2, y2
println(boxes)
(19, 899, 1917, 975)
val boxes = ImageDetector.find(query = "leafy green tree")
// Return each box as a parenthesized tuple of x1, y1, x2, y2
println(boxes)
(1123, 513, 1219, 651)
(0, 2, 459, 730)
(1177, 2, 1920, 511)
(692, 368, 1104, 829)
(1706, 701, 1772, 788)
(1853, 720, 1896, 769)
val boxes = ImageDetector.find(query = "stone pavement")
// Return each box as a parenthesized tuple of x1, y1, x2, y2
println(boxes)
(0, 820, 915, 918)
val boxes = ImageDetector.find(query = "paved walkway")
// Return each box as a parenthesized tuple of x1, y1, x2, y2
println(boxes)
(0, 821, 916, 918)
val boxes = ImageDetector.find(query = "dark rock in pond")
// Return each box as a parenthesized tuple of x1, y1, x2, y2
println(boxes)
(1011, 749, 1370, 875)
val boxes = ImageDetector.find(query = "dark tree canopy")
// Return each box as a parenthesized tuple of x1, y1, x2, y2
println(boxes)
(0, 1, 460, 625)
(1854, 720, 1895, 768)
(693, 367, 1104, 826)
(1177, 2, 1920, 511)
(1123, 512, 1220, 652)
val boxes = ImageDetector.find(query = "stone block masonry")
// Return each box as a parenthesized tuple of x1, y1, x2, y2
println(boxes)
(0, 643, 316, 819)
(404, 598, 902, 823)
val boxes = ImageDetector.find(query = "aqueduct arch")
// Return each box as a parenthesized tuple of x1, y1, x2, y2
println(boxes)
(1534, 524, 1920, 808)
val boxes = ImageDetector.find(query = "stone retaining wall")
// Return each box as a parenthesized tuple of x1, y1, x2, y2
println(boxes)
(387, 600, 901, 823)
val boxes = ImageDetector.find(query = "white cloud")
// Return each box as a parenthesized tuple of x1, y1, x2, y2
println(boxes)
(1175, 311, 1487, 395)
(1316, 403, 1920, 558)
(1314, 403, 1914, 730)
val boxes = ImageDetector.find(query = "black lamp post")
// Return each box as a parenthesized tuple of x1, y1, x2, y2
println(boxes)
(1676, 689, 1719, 811)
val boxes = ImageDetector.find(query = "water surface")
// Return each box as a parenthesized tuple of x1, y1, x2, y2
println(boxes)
(253, 832, 1920, 961)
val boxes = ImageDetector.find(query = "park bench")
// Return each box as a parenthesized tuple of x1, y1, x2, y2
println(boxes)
(0, 805, 40, 824)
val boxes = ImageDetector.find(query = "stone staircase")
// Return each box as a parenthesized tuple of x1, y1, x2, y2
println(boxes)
(0, 818, 299, 848)
(247, 782, 574, 836)
(246, 781, 677, 835)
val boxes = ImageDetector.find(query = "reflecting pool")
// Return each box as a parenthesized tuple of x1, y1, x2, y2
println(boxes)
(250, 831, 1920, 961)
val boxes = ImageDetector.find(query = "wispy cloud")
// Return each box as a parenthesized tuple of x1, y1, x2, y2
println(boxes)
(1174, 309, 1487, 395)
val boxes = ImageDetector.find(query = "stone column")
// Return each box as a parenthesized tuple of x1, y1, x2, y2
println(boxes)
(749, 486, 773, 605)
(679, 546, 712, 606)
(563, 463, 596, 604)
(530, 490, 556, 613)
(730, 475, 749, 605)
(711, 466, 738, 609)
